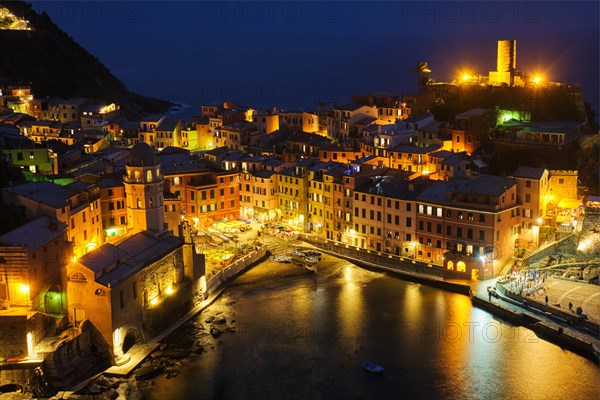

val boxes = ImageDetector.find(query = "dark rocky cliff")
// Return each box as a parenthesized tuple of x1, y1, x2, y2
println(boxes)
(0, 1, 172, 117)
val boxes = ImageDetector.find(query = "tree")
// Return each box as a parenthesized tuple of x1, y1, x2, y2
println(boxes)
(411, 61, 432, 92)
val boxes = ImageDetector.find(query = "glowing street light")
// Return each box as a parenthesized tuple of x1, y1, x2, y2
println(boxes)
(19, 284, 30, 294)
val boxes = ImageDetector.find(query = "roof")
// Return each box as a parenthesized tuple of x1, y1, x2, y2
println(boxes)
(3, 181, 76, 208)
(354, 171, 427, 200)
(418, 175, 516, 202)
(334, 103, 363, 112)
(429, 150, 455, 159)
(127, 142, 158, 167)
(156, 116, 181, 132)
(97, 177, 124, 189)
(0, 216, 67, 252)
(78, 244, 128, 275)
(512, 166, 546, 180)
(93, 232, 182, 287)
(253, 169, 276, 179)
(353, 116, 378, 126)
(158, 152, 209, 175)
(455, 108, 492, 118)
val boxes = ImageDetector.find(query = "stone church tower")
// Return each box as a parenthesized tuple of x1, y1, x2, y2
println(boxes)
(124, 143, 165, 235)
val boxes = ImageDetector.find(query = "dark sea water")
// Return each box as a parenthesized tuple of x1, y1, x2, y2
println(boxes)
(148, 245, 599, 400)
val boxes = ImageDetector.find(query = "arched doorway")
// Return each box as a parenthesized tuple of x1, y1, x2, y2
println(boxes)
(122, 328, 140, 354)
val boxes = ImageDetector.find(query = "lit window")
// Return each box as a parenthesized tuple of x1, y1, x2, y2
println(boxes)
(69, 272, 87, 282)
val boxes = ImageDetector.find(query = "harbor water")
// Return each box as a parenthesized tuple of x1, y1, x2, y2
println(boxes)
(148, 241, 599, 400)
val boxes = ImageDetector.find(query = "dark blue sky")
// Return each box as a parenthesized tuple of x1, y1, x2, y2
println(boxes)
(33, 1, 599, 115)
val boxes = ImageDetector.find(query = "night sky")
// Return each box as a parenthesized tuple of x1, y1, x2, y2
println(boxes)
(33, 1, 599, 115)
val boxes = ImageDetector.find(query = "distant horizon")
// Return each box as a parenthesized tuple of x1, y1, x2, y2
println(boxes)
(31, 1, 599, 118)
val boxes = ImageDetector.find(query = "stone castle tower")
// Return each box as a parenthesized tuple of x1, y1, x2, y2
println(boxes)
(489, 39, 520, 86)
(123, 143, 165, 235)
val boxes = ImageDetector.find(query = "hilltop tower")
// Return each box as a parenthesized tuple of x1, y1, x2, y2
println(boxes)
(489, 40, 520, 86)
(123, 143, 165, 235)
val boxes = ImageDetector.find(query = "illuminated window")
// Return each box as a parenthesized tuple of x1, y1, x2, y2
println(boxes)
(69, 272, 87, 282)
(457, 261, 466, 272)
(146, 170, 153, 182)
(447, 261, 454, 270)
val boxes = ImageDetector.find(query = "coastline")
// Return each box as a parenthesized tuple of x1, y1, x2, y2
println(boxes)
(43, 238, 598, 398)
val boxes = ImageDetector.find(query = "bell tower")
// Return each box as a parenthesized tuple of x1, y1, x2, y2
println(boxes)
(124, 143, 165, 235)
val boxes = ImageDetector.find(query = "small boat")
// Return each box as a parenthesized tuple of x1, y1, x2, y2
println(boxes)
(291, 250, 305, 257)
(304, 263, 317, 272)
(303, 250, 322, 259)
(362, 361, 384, 374)
(305, 256, 319, 264)
(271, 255, 292, 263)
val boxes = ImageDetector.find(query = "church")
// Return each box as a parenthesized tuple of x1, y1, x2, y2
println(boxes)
(64, 143, 205, 360)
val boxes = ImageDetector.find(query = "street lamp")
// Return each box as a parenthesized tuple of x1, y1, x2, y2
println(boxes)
(479, 255, 487, 278)
(411, 241, 419, 259)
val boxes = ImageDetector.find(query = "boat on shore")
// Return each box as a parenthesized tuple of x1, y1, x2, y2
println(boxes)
(304, 263, 317, 272)
(303, 250, 322, 260)
(362, 361, 384, 374)
(271, 255, 292, 263)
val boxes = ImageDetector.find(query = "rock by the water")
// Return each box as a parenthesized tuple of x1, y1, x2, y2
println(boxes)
(163, 347, 191, 359)
(135, 365, 164, 380)
(210, 327, 222, 338)
(165, 369, 180, 379)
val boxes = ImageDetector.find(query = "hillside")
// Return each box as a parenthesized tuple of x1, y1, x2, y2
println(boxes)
(0, 1, 172, 117)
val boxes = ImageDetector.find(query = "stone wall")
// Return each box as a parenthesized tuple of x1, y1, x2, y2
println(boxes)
(0, 315, 27, 359)
(206, 247, 267, 294)
(525, 234, 576, 265)
(0, 362, 39, 389)
(578, 206, 600, 257)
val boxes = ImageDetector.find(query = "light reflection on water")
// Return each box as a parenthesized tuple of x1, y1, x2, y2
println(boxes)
(148, 254, 599, 400)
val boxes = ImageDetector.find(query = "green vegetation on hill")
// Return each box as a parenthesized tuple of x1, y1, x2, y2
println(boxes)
(0, 1, 172, 117)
